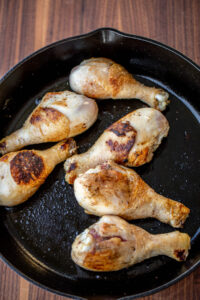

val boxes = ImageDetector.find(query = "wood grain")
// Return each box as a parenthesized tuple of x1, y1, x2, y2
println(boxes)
(0, 0, 199, 299)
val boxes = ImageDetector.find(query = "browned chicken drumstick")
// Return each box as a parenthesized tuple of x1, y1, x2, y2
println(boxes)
(74, 161, 190, 228)
(64, 108, 169, 184)
(0, 139, 76, 206)
(0, 90, 98, 155)
(71, 215, 191, 272)
(69, 57, 169, 111)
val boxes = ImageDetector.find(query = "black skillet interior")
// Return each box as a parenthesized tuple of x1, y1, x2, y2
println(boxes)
(0, 28, 200, 300)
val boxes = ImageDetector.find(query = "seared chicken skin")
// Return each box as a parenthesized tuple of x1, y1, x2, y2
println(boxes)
(0, 139, 76, 206)
(72, 216, 191, 272)
(0, 90, 98, 155)
(74, 161, 190, 228)
(69, 58, 169, 111)
(65, 108, 169, 184)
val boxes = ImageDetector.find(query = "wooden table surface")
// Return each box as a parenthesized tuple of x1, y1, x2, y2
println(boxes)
(0, 0, 199, 299)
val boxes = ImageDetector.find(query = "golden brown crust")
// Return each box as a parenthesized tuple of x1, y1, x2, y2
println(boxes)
(128, 147, 149, 166)
(0, 154, 9, 162)
(82, 81, 106, 99)
(83, 248, 120, 271)
(105, 120, 137, 163)
(82, 169, 131, 208)
(108, 63, 135, 97)
(58, 138, 77, 155)
(107, 121, 136, 137)
(42, 91, 68, 103)
(28, 105, 70, 142)
(163, 199, 190, 228)
(105, 139, 135, 163)
(80, 60, 135, 99)
(66, 159, 78, 184)
(72, 122, 87, 133)
(10, 151, 44, 185)
(83, 223, 127, 271)
(30, 107, 63, 125)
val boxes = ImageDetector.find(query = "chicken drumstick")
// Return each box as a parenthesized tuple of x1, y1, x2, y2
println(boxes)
(69, 57, 169, 111)
(72, 215, 190, 272)
(0, 138, 76, 206)
(74, 161, 190, 228)
(65, 108, 169, 184)
(0, 90, 98, 155)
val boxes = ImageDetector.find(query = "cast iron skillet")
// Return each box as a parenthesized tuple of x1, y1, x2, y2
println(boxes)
(0, 28, 199, 299)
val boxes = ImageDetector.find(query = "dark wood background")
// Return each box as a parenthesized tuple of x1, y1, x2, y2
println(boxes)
(0, 0, 199, 299)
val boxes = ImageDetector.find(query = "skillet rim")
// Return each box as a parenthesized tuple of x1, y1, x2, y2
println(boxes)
(0, 27, 199, 300)
(0, 27, 199, 85)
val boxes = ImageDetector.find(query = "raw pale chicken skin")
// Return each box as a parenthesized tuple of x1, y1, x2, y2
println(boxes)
(0, 139, 76, 206)
(0, 90, 98, 154)
(71, 216, 191, 272)
(65, 108, 169, 184)
(74, 161, 190, 228)
(70, 57, 169, 111)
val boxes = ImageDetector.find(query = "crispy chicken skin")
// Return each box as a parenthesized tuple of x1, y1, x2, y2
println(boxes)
(71, 216, 191, 272)
(0, 139, 76, 206)
(69, 57, 169, 111)
(65, 108, 169, 184)
(74, 161, 190, 228)
(0, 90, 98, 155)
